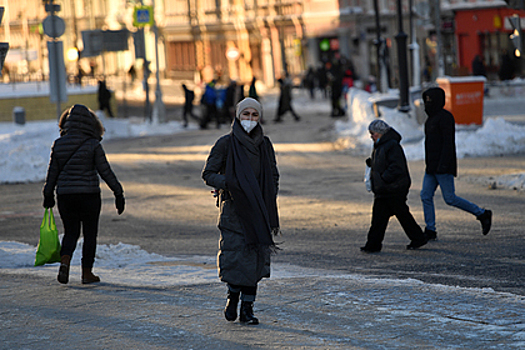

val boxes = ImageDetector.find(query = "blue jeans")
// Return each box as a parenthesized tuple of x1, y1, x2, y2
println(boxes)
(420, 173, 484, 232)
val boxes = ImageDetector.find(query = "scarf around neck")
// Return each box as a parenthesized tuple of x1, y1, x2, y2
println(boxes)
(225, 120, 279, 249)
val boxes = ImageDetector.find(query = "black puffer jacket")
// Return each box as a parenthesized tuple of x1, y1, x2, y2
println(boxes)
(369, 128, 411, 198)
(43, 105, 123, 197)
(422, 87, 457, 176)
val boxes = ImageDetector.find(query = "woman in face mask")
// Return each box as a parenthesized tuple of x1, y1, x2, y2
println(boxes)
(202, 98, 280, 325)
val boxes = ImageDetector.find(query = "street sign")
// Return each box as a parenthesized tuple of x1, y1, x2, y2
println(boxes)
(43, 15, 66, 38)
(81, 29, 129, 57)
(133, 6, 154, 27)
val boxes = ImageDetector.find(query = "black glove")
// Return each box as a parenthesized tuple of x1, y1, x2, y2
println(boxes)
(43, 195, 55, 208)
(365, 158, 372, 167)
(115, 194, 125, 215)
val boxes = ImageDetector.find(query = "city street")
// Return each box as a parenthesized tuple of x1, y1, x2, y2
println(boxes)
(1, 90, 524, 348)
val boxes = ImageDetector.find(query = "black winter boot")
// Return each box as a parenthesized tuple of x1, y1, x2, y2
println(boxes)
(57, 255, 71, 284)
(477, 209, 492, 235)
(240, 301, 259, 325)
(424, 228, 437, 241)
(224, 291, 240, 322)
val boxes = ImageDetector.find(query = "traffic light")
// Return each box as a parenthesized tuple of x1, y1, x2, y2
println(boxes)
(509, 14, 522, 57)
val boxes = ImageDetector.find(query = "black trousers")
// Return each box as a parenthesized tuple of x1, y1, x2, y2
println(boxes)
(57, 193, 101, 269)
(366, 195, 425, 250)
(228, 283, 257, 302)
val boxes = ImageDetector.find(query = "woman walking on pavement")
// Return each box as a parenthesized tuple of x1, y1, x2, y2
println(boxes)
(361, 120, 428, 253)
(202, 98, 280, 325)
(420, 87, 492, 240)
(43, 104, 125, 285)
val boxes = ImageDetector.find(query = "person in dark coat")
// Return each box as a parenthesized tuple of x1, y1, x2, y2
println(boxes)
(43, 104, 125, 285)
(420, 87, 492, 240)
(200, 80, 219, 129)
(471, 55, 486, 77)
(202, 98, 280, 325)
(181, 83, 200, 128)
(274, 75, 301, 122)
(361, 120, 428, 253)
(97, 80, 114, 118)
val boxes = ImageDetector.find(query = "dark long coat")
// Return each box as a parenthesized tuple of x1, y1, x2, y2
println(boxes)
(202, 122, 279, 286)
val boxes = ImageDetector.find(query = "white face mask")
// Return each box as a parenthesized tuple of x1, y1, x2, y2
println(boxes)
(240, 119, 258, 133)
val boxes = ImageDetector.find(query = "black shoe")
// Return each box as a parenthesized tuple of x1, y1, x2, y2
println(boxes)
(477, 209, 492, 235)
(360, 246, 381, 253)
(239, 301, 259, 325)
(424, 228, 437, 241)
(407, 238, 428, 250)
(224, 291, 240, 322)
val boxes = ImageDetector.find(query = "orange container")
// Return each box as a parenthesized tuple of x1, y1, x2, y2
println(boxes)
(436, 76, 486, 125)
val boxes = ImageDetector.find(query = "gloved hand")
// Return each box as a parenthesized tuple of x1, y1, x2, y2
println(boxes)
(366, 158, 371, 167)
(115, 194, 125, 215)
(43, 195, 55, 208)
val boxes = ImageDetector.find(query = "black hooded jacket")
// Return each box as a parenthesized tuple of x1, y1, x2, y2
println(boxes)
(43, 105, 123, 197)
(369, 128, 411, 198)
(422, 87, 457, 177)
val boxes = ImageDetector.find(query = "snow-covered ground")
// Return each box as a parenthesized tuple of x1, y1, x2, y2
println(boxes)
(1, 85, 524, 345)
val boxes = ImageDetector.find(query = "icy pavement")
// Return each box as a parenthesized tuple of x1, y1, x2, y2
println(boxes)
(1, 241, 523, 349)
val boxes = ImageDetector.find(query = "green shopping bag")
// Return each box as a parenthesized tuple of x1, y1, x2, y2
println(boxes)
(34, 208, 61, 266)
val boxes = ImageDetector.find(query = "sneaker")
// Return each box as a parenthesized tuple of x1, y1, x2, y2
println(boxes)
(477, 209, 492, 235)
(424, 228, 437, 241)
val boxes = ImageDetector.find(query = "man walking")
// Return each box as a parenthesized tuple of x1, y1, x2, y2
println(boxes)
(420, 87, 492, 240)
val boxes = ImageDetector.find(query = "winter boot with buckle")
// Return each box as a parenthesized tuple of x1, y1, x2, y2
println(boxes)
(224, 290, 240, 322)
(240, 301, 259, 325)
(81, 268, 101, 284)
(57, 255, 71, 284)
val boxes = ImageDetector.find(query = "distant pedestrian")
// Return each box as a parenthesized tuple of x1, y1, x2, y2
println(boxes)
(128, 65, 137, 83)
(420, 87, 492, 240)
(303, 67, 316, 99)
(361, 120, 428, 253)
(248, 77, 259, 101)
(200, 80, 219, 129)
(202, 98, 280, 325)
(43, 104, 125, 285)
(181, 83, 200, 128)
(97, 80, 114, 118)
(248, 77, 265, 124)
(274, 75, 301, 123)
(329, 60, 345, 117)
(471, 55, 486, 77)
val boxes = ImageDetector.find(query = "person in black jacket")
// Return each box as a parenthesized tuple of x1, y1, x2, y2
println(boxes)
(202, 98, 280, 325)
(181, 83, 200, 128)
(420, 87, 492, 240)
(361, 120, 428, 253)
(97, 80, 114, 118)
(43, 104, 125, 285)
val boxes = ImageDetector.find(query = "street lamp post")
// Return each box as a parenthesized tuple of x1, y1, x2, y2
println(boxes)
(395, 0, 410, 112)
(151, 0, 166, 123)
(373, 0, 388, 92)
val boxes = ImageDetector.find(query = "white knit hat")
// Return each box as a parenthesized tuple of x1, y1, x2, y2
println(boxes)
(235, 97, 262, 120)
